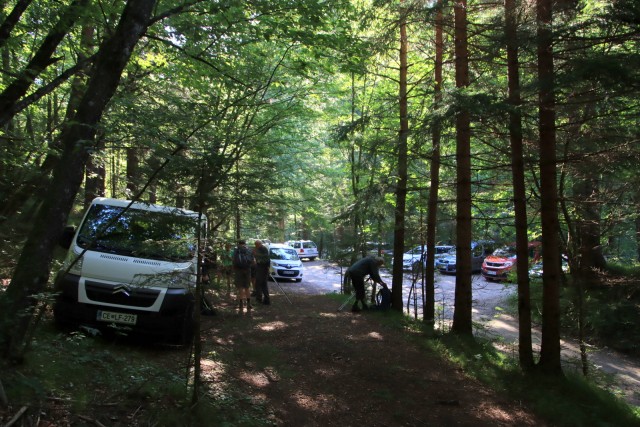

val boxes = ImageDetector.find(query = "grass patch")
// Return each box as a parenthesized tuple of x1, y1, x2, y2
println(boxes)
(1, 319, 273, 426)
(415, 331, 640, 427)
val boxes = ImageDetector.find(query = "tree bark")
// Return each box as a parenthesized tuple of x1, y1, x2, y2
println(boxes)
(391, 2, 409, 312)
(536, 0, 563, 375)
(0, 0, 158, 362)
(424, 0, 444, 332)
(451, 0, 473, 336)
(506, 0, 535, 370)
(126, 147, 140, 196)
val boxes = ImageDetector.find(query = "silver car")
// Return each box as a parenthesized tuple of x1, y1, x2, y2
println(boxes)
(436, 242, 492, 274)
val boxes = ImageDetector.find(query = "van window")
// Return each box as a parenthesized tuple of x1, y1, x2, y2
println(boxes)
(76, 204, 199, 262)
(302, 241, 317, 249)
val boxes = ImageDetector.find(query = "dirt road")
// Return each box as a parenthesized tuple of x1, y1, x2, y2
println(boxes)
(276, 260, 639, 408)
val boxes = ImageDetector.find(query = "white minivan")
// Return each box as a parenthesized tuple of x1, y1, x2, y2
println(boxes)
(286, 240, 319, 261)
(267, 243, 303, 282)
(53, 197, 206, 344)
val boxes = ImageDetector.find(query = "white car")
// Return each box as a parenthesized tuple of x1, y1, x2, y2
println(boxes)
(400, 245, 454, 271)
(286, 240, 319, 261)
(268, 243, 303, 282)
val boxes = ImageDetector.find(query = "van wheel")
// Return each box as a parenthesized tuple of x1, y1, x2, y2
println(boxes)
(176, 305, 194, 347)
(295, 278, 302, 282)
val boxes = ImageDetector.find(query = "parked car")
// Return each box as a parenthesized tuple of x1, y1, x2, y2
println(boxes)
(268, 243, 303, 282)
(436, 241, 493, 274)
(481, 246, 517, 281)
(285, 240, 319, 261)
(400, 245, 453, 271)
(482, 242, 541, 281)
(366, 241, 392, 257)
(528, 256, 570, 279)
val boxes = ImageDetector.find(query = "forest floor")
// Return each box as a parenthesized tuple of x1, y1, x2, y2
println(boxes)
(193, 291, 548, 426)
(1, 262, 638, 426)
(0, 290, 549, 426)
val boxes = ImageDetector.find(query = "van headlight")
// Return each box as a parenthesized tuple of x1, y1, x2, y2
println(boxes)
(62, 249, 84, 275)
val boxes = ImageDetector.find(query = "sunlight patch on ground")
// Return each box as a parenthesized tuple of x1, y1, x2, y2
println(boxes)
(257, 321, 287, 331)
(345, 330, 385, 343)
(489, 318, 518, 332)
(367, 331, 384, 341)
(318, 312, 339, 318)
(238, 370, 271, 388)
(475, 402, 533, 425)
(199, 358, 232, 398)
(292, 391, 348, 413)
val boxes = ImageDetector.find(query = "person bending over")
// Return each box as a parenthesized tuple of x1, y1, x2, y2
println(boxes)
(346, 256, 388, 312)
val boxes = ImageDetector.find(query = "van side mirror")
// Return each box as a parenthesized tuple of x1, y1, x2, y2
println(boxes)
(59, 226, 76, 249)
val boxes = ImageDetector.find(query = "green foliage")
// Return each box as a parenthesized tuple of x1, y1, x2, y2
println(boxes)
(507, 270, 640, 356)
(580, 286, 640, 355)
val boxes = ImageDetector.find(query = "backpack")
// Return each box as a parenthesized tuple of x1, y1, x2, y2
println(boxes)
(233, 246, 253, 268)
(375, 287, 392, 310)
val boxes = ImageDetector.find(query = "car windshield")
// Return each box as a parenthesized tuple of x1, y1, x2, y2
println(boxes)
(76, 204, 200, 262)
(493, 246, 517, 257)
(270, 248, 299, 260)
(302, 242, 316, 249)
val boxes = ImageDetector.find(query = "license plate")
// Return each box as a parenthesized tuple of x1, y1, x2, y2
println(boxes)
(97, 310, 137, 325)
(281, 270, 295, 276)
(487, 270, 497, 275)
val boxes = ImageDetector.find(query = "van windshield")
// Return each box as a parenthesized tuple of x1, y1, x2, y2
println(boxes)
(76, 204, 200, 262)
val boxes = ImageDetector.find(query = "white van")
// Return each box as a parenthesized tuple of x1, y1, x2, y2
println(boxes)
(53, 197, 205, 344)
(267, 243, 303, 282)
(286, 240, 319, 261)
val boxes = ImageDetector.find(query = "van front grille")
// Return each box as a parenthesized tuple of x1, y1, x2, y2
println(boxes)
(85, 280, 160, 307)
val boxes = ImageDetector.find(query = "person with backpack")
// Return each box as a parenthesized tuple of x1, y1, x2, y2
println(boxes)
(232, 239, 255, 312)
(253, 240, 271, 305)
(346, 256, 388, 313)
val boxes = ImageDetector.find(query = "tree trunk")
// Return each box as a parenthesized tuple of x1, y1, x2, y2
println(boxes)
(536, 0, 563, 375)
(424, 0, 444, 333)
(506, 0, 535, 370)
(391, 2, 409, 312)
(349, 73, 362, 267)
(0, 0, 158, 362)
(126, 147, 140, 196)
(451, 0, 473, 336)
(84, 136, 106, 207)
(636, 213, 640, 262)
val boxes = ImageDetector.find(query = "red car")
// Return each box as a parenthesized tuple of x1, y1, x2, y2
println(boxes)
(481, 242, 541, 282)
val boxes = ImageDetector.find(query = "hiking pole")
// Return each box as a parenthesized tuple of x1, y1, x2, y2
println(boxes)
(269, 273, 293, 305)
(337, 294, 355, 312)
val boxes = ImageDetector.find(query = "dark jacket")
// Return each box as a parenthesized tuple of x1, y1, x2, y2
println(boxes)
(255, 245, 270, 266)
(347, 256, 383, 283)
